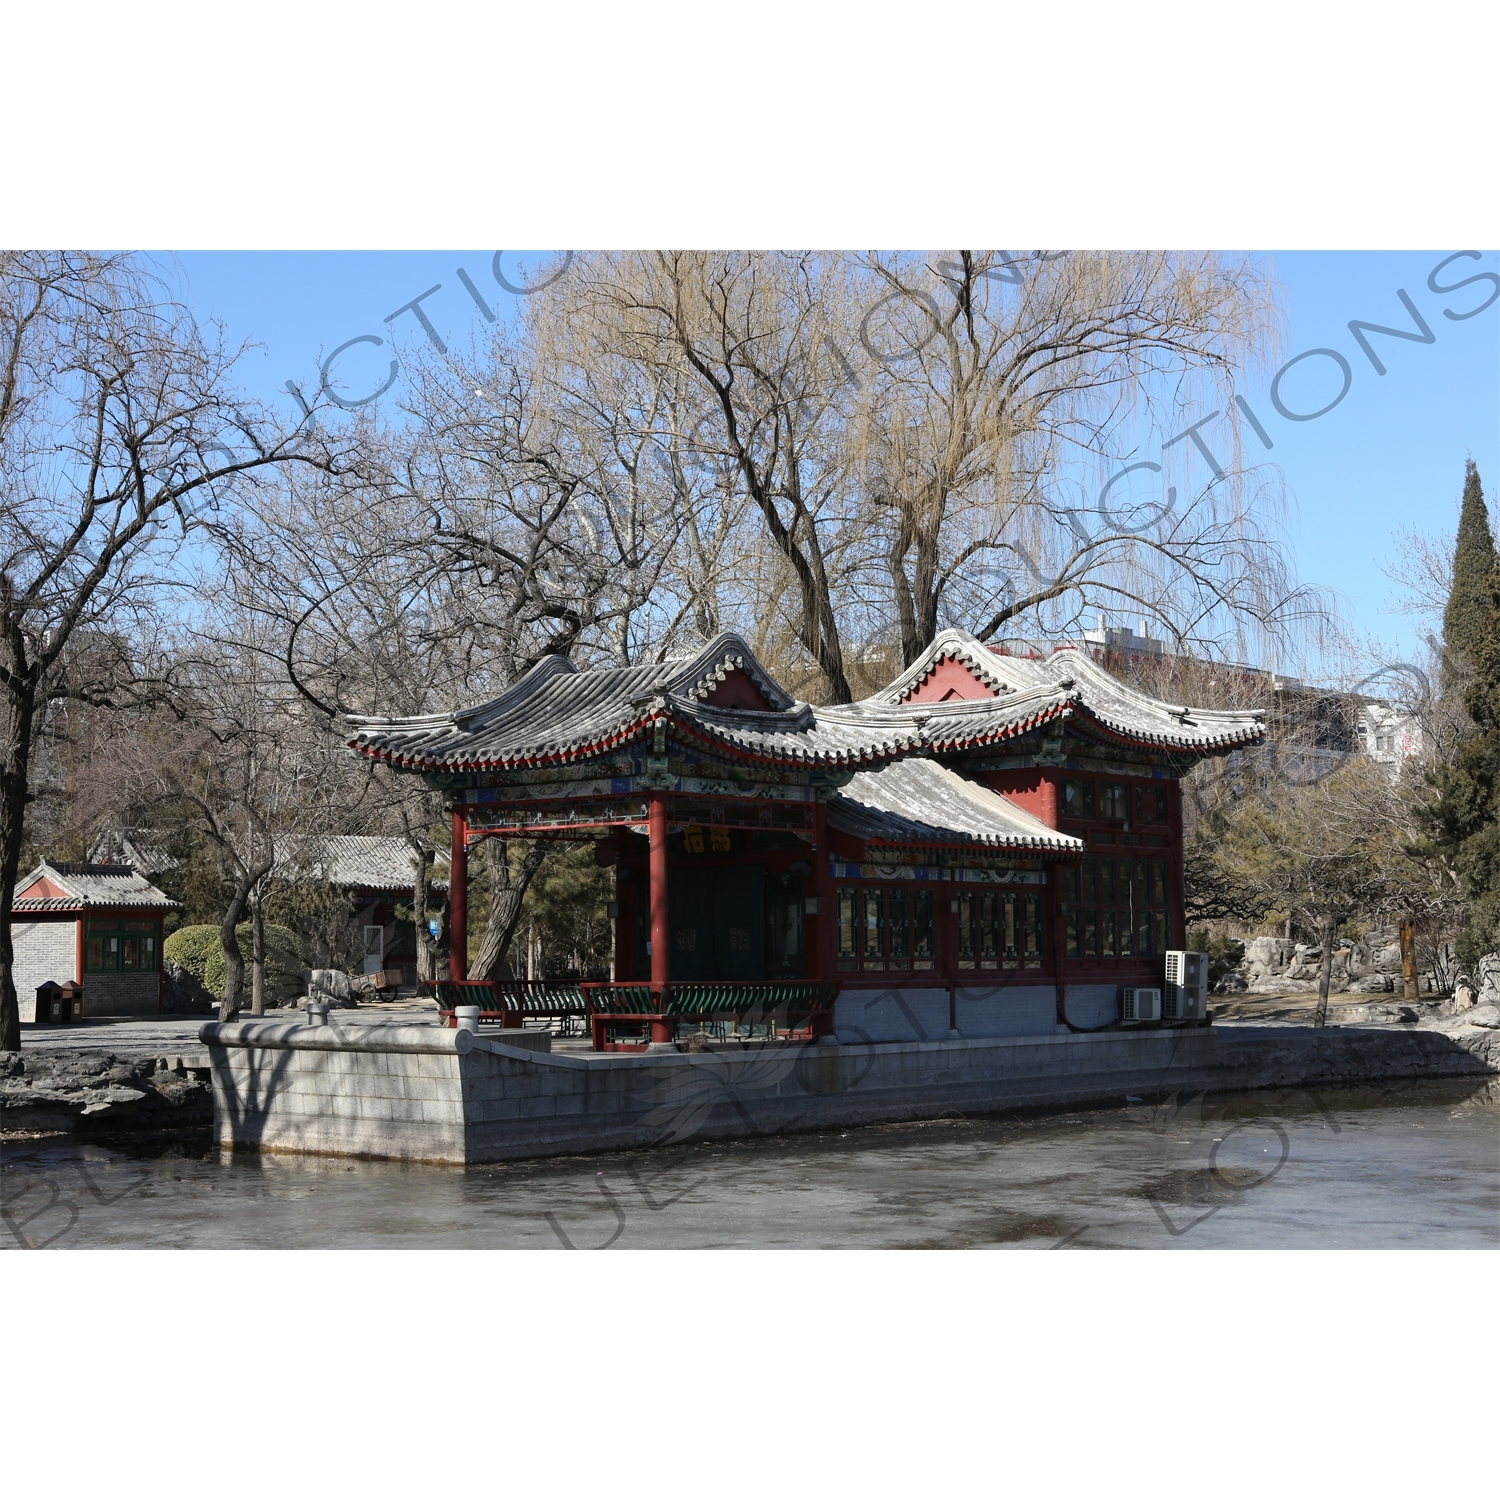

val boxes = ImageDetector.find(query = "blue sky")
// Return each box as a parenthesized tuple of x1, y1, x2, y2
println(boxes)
(163, 250, 1499, 670)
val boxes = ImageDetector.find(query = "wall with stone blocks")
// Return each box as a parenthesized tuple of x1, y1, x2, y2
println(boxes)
(1063, 984, 1118, 1029)
(209, 1034, 468, 1163)
(84, 970, 160, 1017)
(14, 920, 76, 1022)
(205, 1018, 1226, 1165)
(836, 987, 950, 1042)
(206, 1016, 1497, 1167)
(957, 986, 1056, 1037)
(835, 983, 1118, 1040)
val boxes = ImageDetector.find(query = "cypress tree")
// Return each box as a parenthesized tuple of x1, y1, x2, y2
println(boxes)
(1420, 462, 1500, 966)
(1443, 459, 1496, 667)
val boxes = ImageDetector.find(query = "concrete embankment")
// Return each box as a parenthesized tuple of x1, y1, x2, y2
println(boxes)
(199, 1016, 1500, 1165)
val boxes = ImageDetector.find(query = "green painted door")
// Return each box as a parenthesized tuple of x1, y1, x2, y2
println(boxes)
(711, 866, 765, 980)
(668, 868, 716, 981)
(665, 866, 766, 980)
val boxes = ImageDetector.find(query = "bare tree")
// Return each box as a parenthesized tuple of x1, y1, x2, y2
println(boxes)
(0, 252, 332, 1048)
(1209, 757, 1436, 1025)
(137, 611, 329, 1020)
(542, 251, 1329, 703)
(469, 837, 550, 981)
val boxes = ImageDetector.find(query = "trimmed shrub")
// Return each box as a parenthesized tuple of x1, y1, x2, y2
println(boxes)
(163, 923, 305, 1005)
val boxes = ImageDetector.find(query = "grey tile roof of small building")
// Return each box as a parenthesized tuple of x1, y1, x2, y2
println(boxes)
(345, 633, 927, 773)
(12, 861, 182, 912)
(830, 760, 1086, 853)
(873, 629, 1266, 754)
(274, 836, 448, 892)
(86, 829, 180, 877)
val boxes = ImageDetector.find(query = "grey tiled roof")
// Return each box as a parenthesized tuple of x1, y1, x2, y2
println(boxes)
(346, 626, 1263, 780)
(830, 761, 1085, 853)
(86, 829, 180, 877)
(874, 630, 1265, 754)
(346, 633, 925, 773)
(13, 861, 181, 912)
(275, 837, 448, 892)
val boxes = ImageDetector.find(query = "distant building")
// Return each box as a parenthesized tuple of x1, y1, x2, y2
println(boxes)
(87, 827, 180, 877)
(1354, 701, 1424, 770)
(1069, 617, 1423, 779)
(11, 861, 181, 1021)
(274, 835, 447, 978)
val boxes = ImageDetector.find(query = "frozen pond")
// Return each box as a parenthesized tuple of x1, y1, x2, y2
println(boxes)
(3, 1077, 1496, 1249)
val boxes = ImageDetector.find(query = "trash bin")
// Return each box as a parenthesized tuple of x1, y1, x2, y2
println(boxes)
(36, 980, 84, 1024)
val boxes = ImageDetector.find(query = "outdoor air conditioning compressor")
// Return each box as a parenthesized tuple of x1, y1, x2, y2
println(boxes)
(1119, 987, 1161, 1024)
(1164, 951, 1209, 1022)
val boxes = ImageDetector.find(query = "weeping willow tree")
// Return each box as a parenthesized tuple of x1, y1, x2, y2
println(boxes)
(513, 250, 1329, 703)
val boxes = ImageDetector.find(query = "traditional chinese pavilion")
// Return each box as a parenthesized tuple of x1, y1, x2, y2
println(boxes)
(346, 630, 1262, 1044)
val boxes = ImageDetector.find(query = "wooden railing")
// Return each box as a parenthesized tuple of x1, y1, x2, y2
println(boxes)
(423, 978, 839, 1050)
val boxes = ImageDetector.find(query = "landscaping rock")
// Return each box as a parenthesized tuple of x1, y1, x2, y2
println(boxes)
(308, 969, 354, 1004)
(1, 1049, 213, 1134)
(1467, 1005, 1500, 1029)
(1245, 937, 1294, 970)
(1479, 954, 1500, 1005)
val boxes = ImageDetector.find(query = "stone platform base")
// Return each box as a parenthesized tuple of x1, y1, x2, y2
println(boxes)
(200, 1016, 1500, 1165)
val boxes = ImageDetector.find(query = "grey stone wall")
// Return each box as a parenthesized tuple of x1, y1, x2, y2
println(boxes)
(14, 920, 76, 1022)
(204, 1017, 1500, 1167)
(83, 971, 160, 1017)
(836, 987, 950, 1042)
(957, 985, 1056, 1037)
(211, 1040, 466, 1162)
(837, 984, 1066, 1040)
(1063, 984, 1118, 1028)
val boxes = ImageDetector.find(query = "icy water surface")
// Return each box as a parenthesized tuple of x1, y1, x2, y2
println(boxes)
(3, 1078, 1496, 1249)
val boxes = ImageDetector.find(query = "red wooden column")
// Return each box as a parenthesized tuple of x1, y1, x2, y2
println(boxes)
(450, 808, 468, 982)
(1038, 771, 1060, 827)
(648, 791, 671, 1041)
(1052, 865, 1070, 1028)
(809, 800, 831, 981)
(1167, 778, 1185, 951)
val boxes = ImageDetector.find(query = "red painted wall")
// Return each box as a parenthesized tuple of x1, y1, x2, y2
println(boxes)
(900, 657, 996, 703)
(702, 669, 775, 711)
(979, 768, 1060, 827)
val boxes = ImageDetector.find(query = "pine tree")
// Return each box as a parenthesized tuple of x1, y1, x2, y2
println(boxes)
(1419, 462, 1500, 966)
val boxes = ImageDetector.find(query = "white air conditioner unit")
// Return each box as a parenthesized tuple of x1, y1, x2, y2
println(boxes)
(1120, 987, 1161, 1023)
(1164, 951, 1209, 1022)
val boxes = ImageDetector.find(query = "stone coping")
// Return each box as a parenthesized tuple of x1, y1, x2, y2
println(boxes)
(202, 1017, 1218, 1072)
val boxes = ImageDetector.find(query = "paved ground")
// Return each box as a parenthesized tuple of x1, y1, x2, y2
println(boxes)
(15, 999, 447, 1065)
(14, 992, 1465, 1066)
(1209, 990, 1444, 1026)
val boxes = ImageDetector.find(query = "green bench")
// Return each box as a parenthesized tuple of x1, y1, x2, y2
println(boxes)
(424, 979, 589, 1031)
(582, 984, 659, 1050)
(583, 981, 838, 1050)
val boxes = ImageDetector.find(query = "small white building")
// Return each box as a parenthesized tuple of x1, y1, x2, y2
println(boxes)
(1355, 702, 1424, 771)
(11, 861, 181, 1021)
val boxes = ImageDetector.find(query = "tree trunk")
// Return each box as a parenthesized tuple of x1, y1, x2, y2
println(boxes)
(1399, 918, 1418, 1001)
(408, 840, 448, 983)
(0, 669, 37, 1052)
(217, 859, 270, 1022)
(249, 887, 266, 1016)
(1312, 914, 1337, 1029)
(470, 838, 549, 980)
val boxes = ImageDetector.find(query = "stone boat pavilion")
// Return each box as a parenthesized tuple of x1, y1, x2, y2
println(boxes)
(346, 630, 1263, 1048)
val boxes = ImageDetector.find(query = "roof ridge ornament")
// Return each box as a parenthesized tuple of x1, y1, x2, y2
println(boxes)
(890, 637, 1009, 703)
